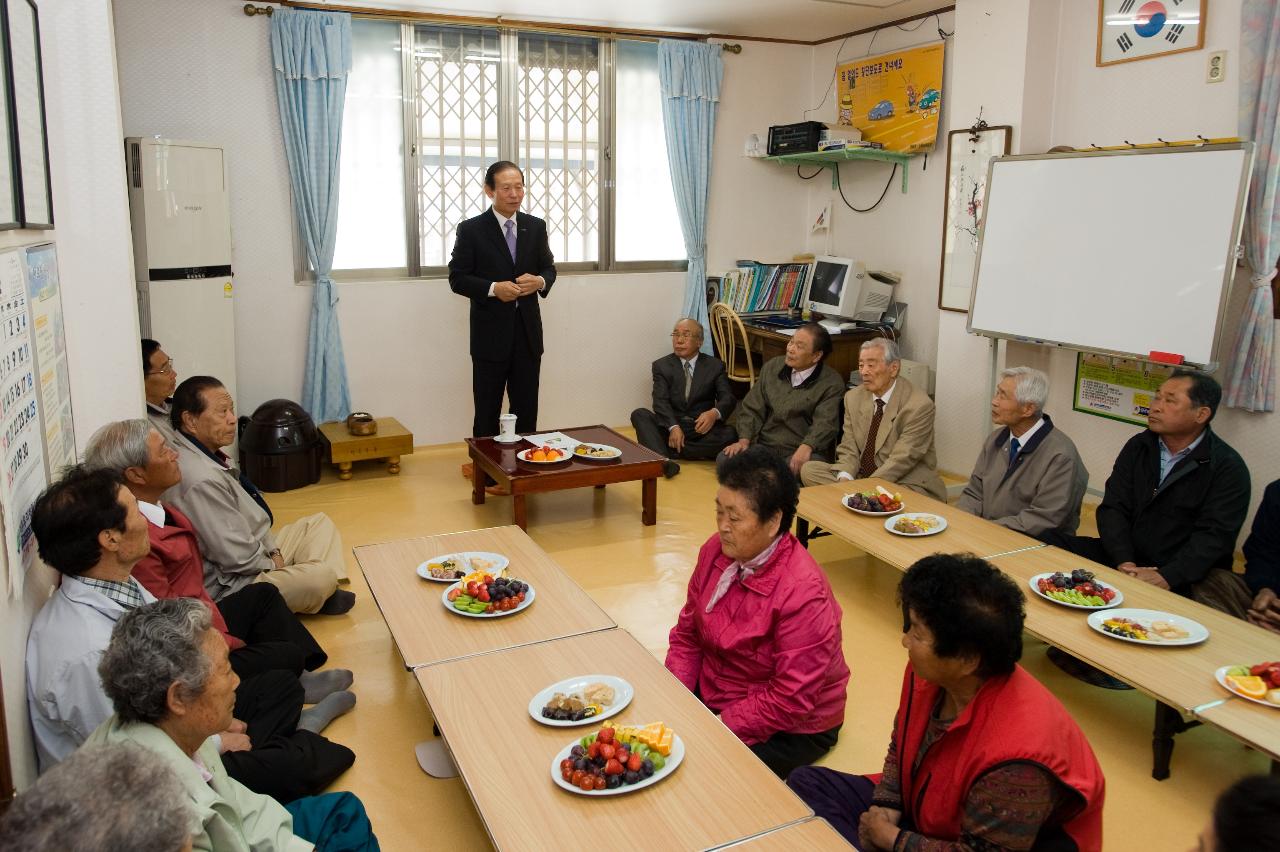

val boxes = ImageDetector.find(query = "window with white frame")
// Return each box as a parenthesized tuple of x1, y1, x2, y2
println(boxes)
(328, 18, 686, 279)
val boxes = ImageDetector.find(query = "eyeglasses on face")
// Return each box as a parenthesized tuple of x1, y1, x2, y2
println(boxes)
(147, 359, 175, 376)
(671, 332, 698, 340)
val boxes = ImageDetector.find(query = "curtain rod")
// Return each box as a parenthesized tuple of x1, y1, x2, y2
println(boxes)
(267, 2, 740, 50)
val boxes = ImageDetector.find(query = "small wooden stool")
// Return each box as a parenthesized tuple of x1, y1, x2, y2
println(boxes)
(319, 417, 414, 481)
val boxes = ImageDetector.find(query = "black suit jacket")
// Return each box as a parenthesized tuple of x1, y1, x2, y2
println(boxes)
(651, 353, 737, 431)
(448, 209, 557, 360)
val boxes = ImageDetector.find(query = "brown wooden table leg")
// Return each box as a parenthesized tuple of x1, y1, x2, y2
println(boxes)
(471, 454, 485, 505)
(338, 461, 353, 481)
(642, 477, 657, 525)
(387, 455, 401, 475)
(513, 495, 528, 530)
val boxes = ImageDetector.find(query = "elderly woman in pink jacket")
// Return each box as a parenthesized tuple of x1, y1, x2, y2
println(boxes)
(666, 445, 850, 779)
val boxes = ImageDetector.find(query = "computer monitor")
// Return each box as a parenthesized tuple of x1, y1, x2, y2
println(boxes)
(807, 256, 895, 324)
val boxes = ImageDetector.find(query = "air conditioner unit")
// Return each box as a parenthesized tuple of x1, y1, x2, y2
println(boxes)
(127, 137, 237, 407)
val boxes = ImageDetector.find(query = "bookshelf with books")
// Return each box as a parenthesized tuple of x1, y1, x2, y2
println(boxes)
(717, 261, 811, 316)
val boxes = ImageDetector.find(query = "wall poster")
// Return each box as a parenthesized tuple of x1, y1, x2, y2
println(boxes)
(26, 243, 72, 476)
(0, 246, 42, 597)
(835, 42, 945, 153)
(1073, 352, 1176, 426)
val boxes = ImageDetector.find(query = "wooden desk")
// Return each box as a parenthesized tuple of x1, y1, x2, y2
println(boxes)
(1194, 697, 1280, 764)
(467, 425, 666, 530)
(414, 629, 813, 851)
(796, 478, 1045, 564)
(713, 817, 853, 850)
(353, 526, 615, 669)
(739, 323, 883, 385)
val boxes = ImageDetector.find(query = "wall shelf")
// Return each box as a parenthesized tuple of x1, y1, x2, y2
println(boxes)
(763, 148, 917, 193)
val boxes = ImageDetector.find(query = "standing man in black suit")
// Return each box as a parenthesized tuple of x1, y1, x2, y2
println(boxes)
(449, 161, 558, 441)
(630, 318, 738, 479)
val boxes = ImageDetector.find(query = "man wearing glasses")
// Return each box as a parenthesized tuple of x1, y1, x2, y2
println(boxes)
(630, 318, 737, 478)
(141, 339, 178, 441)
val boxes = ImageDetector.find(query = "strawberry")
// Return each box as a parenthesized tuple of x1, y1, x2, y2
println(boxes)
(604, 758, 624, 776)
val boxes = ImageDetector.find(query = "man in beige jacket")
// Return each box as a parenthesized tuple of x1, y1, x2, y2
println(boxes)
(801, 337, 946, 500)
(164, 376, 352, 615)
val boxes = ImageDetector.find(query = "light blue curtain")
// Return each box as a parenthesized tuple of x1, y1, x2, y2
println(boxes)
(271, 8, 353, 421)
(658, 40, 723, 356)
(1225, 0, 1279, 411)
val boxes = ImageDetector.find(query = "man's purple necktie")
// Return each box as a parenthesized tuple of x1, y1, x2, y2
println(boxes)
(504, 219, 517, 263)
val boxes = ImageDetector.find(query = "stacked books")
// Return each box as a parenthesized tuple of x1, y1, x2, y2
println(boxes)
(718, 262, 810, 314)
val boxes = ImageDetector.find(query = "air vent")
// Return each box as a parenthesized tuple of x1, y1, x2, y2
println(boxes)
(128, 142, 141, 188)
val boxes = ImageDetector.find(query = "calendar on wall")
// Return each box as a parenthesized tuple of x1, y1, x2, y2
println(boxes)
(0, 242, 71, 598)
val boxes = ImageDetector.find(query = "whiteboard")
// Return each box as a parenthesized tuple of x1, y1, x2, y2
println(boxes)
(967, 144, 1252, 368)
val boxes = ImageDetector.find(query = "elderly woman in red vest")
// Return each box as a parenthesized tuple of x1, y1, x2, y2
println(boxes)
(665, 445, 850, 780)
(788, 554, 1105, 851)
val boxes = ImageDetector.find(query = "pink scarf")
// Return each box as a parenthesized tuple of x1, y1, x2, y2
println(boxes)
(705, 534, 783, 613)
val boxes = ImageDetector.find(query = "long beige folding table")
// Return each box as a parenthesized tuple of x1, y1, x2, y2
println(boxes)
(1193, 696, 1280, 764)
(353, 525, 615, 670)
(414, 628, 813, 851)
(710, 817, 853, 849)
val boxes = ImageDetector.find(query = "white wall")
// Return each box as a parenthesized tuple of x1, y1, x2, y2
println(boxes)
(112, 1, 814, 444)
(2, 0, 143, 789)
(802, 12, 957, 372)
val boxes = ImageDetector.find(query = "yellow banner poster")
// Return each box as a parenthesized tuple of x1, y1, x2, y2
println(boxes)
(836, 43, 945, 152)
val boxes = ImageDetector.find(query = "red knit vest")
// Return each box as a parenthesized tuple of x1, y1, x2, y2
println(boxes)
(893, 663, 1105, 851)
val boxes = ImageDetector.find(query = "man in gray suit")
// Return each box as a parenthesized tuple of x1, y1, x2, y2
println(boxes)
(631, 318, 737, 478)
(955, 367, 1089, 540)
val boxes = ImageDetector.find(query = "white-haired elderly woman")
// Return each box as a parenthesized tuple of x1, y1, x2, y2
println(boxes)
(800, 336, 946, 500)
(955, 366, 1089, 540)
(0, 742, 194, 851)
(87, 598, 379, 852)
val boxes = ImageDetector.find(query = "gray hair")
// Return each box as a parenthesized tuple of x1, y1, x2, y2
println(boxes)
(84, 419, 154, 475)
(675, 317, 704, 341)
(99, 598, 213, 725)
(0, 743, 193, 851)
(860, 336, 900, 364)
(1000, 366, 1050, 413)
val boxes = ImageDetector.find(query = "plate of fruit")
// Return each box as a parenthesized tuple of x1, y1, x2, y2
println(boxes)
(1216, 662, 1280, 708)
(885, 513, 947, 536)
(518, 445, 570, 464)
(572, 443, 622, 460)
(416, 551, 509, 583)
(843, 486, 903, 516)
(1086, 608, 1208, 646)
(551, 722, 683, 796)
(528, 675, 634, 726)
(442, 573, 534, 617)
(1029, 570, 1122, 609)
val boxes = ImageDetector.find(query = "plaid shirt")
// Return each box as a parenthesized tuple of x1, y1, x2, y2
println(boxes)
(71, 574, 146, 610)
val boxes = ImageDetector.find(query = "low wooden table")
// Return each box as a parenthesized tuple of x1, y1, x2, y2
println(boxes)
(352, 525, 615, 669)
(796, 477, 1045, 561)
(713, 817, 853, 850)
(415, 628, 813, 850)
(319, 417, 413, 480)
(466, 424, 666, 530)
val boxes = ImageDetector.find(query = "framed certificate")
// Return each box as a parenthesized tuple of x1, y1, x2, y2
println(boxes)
(1097, 0, 1205, 67)
(4, 0, 51, 228)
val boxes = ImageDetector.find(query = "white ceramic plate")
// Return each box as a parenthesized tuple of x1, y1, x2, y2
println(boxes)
(884, 513, 947, 536)
(527, 675, 635, 727)
(571, 443, 622, 461)
(550, 732, 685, 796)
(416, 551, 510, 583)
(1086, 608, 1209, 646)
(441, 580, 535, 618)
(842, 493, 903, 516)
(1214, 666, 1280, 709)
(493, 434, 523, 444)
(1028, 573, 1124, 610)
(517, 448, 571, 464)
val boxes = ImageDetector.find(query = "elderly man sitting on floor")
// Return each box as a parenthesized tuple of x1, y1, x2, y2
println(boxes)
(165, 376, 353, 615)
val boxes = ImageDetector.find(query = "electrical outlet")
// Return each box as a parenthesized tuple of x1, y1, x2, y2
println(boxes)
(1207, 50, 1226, 84)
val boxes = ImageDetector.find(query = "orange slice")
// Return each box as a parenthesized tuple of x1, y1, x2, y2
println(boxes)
(1227, 675, 1268, 699)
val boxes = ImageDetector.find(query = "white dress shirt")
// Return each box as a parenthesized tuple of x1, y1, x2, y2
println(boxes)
(836, 380, 898, 481)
